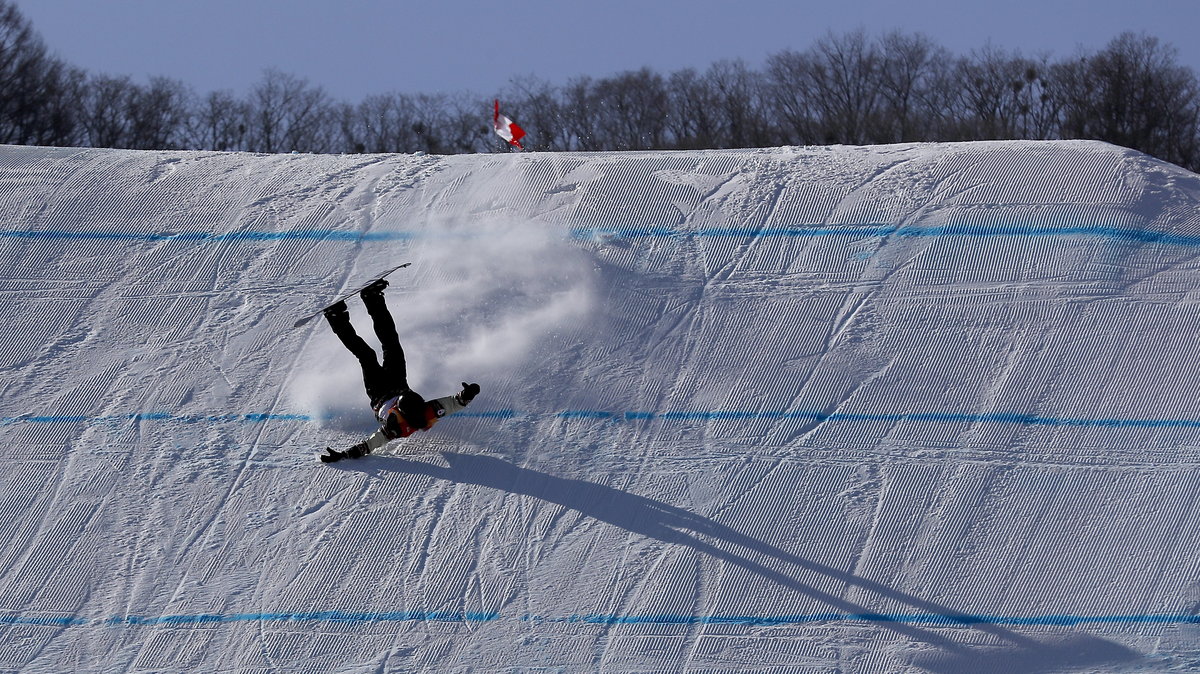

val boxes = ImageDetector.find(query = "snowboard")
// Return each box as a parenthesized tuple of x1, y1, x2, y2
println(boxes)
(293, 262, 412, 328)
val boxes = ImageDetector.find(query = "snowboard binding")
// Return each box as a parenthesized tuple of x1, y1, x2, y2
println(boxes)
(360, 278, 388, 301)
(292, 263, 409, 329)
(323, 300, 349, 321)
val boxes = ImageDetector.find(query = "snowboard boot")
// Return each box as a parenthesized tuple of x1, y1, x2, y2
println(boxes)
(323, 300, 349, 322)
(360, 278, 388, 302)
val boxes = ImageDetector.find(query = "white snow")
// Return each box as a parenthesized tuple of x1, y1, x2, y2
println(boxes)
(0, 140, 1198, 672)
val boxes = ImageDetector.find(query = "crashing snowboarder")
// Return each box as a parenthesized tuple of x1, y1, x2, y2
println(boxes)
(320, 278, 480, 463)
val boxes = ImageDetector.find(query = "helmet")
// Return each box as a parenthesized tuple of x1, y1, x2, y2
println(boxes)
(397, 390, 429, 430)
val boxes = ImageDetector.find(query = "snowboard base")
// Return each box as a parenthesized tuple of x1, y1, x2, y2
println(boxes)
(294, 262, 411, 328)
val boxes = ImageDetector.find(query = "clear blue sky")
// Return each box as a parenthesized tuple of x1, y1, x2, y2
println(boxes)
(18, 0, 1200, 101)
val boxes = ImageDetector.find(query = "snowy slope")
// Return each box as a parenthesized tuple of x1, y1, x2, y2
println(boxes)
(0, 140, 1198, 673)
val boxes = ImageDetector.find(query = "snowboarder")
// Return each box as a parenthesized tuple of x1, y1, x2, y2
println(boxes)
(320, 278, 480, 463)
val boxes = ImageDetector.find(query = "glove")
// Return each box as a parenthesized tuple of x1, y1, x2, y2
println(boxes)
(458, 382, 480, 404)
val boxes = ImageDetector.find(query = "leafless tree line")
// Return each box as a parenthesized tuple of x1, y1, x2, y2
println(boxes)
(2, 1, 1198, 170)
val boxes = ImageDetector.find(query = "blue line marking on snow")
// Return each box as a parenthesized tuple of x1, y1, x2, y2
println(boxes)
(103, 611, 500, 626)
(4, 409, 1200, 429)
(570, 223, 1200, 247)
(608, 410, 1200, 429)
(0, 229, 414, 243)
(4, 223, 1200, 246)
(0, 412, 313, 426)
(528, 612, 1200, 627)
(645, 410, 1200, 427)
(0, 614, 89, 626)
(6, 611, 1195, 629)
(457, 410, 518, 419)
(558, 410, 615, 419)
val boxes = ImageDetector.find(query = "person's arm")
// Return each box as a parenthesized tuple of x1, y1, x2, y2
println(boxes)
(433, 395, 467, 417)
(341, 428, 390, 458)
(428, 382, 480, 422)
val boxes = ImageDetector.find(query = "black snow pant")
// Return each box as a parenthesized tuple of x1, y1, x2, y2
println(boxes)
(326, 293, 410, 409)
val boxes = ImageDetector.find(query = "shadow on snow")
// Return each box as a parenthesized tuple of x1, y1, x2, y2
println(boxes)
(344, 451, 1141, 674)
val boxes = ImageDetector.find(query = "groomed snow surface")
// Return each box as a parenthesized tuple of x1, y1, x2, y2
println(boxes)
(0, 140, 1198, 673)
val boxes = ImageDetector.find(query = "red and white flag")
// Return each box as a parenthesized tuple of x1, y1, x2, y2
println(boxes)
(493, 99, 526, 150)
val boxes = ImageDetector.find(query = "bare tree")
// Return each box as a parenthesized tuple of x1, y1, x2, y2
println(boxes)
(343, 92, 419, 153)
(809, 30, 884, 144)
(439, 94, 491, 154)
(588, 68, 670, 150)
(408, 93, 458, 154)
(125, 76, 192, 150)
(764, 49, 822, 145)
(955, 45, 1056, 140)
(80, 75, 137, 147)
(1052, 32, 1200, 169)
(6, 4, 1200, 169)
(246, 69, 335, 153)
(188, 89, 248, 151)
(875, 31, 954, 142)
(766, 31, 884, 145)
(505, 77, 570, 152)
(664, 67, 721, 149)
(0, 0, 83, 145)
(18, 58, 84, 146)
(704, 59, 774, 148)
(560, 76, 605, 151)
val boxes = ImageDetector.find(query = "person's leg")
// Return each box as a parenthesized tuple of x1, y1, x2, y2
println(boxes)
(325, 302, 391, 403)
(361, 286, 409, 387)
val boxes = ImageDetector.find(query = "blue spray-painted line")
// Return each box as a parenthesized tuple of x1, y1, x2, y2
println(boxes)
(528, 612, 1200, 627)
(3, 222, 1200, 247)
(0, 229, 413, 243)
(3, 611, 1196, 629)
(0, 413, 314, 426)
(0, 614, 89, 626)
(570, 223, 1200, 247)
(0, 411, 521, 426)
(654, 410, 1200, 428)
(456, 410, 519, 419)
(557, 409, 1200, 429)
(4, 409, 1200, 430)
(104, 611, 499, 626)
(557, 410, 616, 420)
